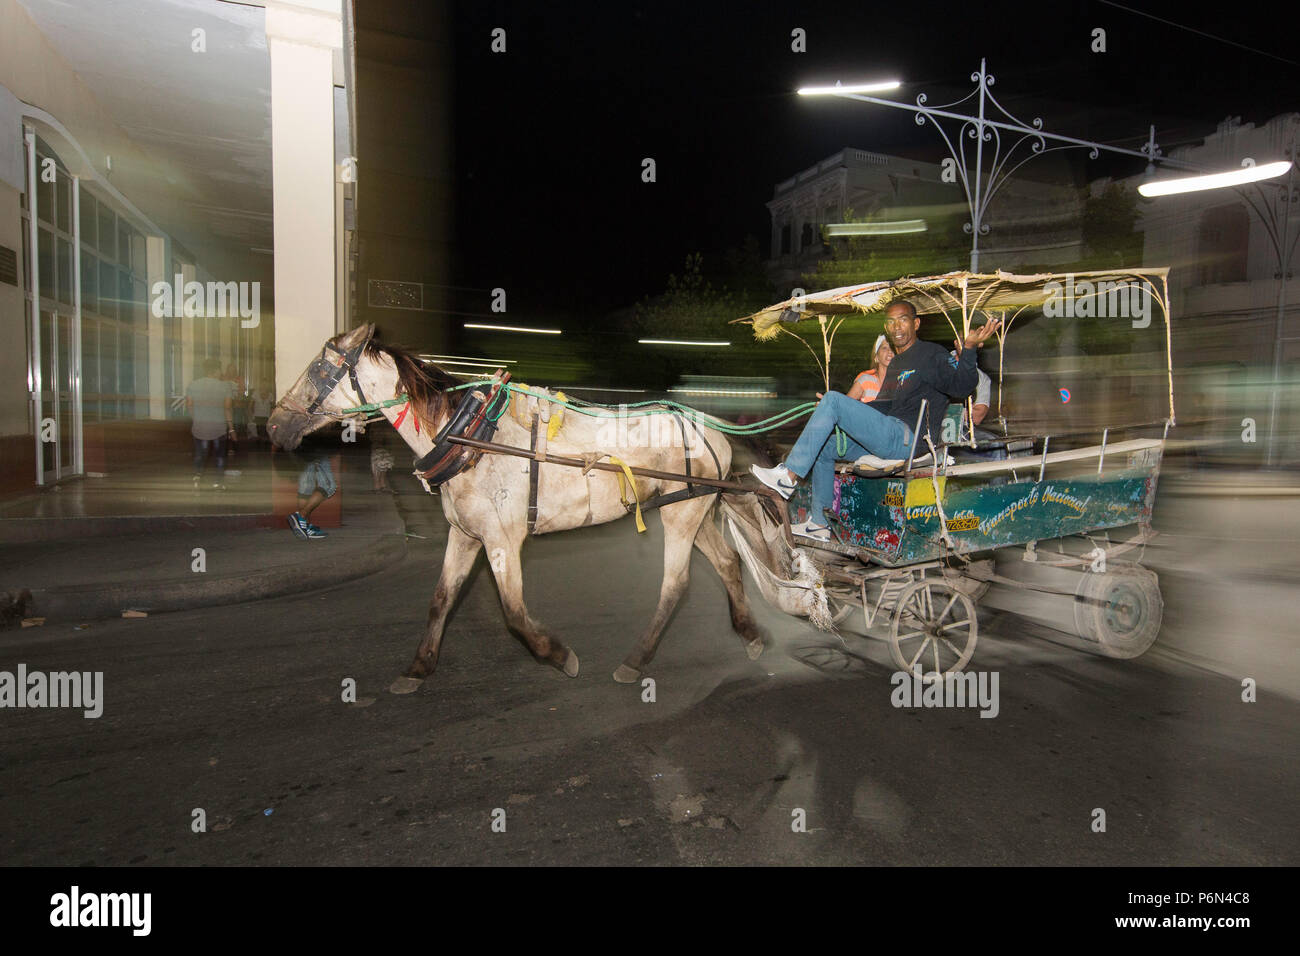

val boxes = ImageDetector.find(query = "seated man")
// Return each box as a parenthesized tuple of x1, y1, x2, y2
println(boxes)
(753, 299, 999, 541)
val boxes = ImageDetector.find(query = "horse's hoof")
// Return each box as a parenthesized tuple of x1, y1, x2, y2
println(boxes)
(612, 664, 640, 684)
(745, 638, 765, 661)
(388, 675, 424, 695)
(563, 649, 580, 678)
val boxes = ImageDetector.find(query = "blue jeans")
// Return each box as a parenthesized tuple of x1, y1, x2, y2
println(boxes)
(786, 391, 912, 524)
(298, 457, 337, 498)
(193, 436, 227, 475)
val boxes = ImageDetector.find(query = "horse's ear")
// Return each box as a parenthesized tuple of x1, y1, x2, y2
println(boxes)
(337, 323, 375, 351)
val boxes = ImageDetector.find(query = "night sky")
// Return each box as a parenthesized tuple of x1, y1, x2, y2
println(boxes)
(438, 0, 1297, 323)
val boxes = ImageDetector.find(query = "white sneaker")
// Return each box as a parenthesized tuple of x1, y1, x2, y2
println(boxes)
(792, 520, 831, 543)
(751, 462, 797, 499)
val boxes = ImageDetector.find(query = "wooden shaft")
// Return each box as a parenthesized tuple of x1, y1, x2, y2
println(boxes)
(446, 434, 793, 546)
(449, 434, 756, 493)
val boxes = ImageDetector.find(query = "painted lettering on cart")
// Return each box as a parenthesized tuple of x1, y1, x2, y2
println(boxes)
(1041, 484, 1090, 514)
(945, 510, 979, 532)
(979, 487, 1040, 535)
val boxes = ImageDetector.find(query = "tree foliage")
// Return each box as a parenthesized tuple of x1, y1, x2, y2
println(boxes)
(1080, 182, 1143, 269)
(622, 241, 781, 388)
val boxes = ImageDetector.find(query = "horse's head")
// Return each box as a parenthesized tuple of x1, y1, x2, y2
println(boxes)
(268, 324, 375, 450)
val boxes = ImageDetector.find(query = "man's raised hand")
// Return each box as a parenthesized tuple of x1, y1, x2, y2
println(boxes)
(961, 317, 1001, 349)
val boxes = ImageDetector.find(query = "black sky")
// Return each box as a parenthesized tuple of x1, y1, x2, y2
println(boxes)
(435, 0, 1298, 322)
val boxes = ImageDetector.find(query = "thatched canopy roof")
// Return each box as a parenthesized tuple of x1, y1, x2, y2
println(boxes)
(737, 268, 1171, 340)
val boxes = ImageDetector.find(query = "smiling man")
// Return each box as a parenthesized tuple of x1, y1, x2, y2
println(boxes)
(752, 299, 1000, 541)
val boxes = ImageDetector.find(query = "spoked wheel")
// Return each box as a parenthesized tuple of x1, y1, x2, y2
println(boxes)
(889, 579, 979, 681)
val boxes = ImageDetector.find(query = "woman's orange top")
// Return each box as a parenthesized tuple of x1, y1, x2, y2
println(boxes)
(853, 370, 884, 403)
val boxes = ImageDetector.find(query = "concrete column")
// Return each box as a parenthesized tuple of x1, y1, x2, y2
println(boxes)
(265, 0, 343, 394)
(334, 178, 347, 334)
(180, 261, 195, 386)
(146, 235, 166, 419)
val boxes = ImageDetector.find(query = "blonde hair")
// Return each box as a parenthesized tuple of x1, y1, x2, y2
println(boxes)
(872, 334, 890, 364)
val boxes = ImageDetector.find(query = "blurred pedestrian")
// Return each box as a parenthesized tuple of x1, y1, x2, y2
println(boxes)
(185, 358, 235, 490)
(286, 433, 337, 540)
(224, 364, 248, 460)
(252, 386, 273, 442)
(371, 444, 395, 493)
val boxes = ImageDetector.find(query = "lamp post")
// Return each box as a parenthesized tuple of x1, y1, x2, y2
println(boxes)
(800, 59, 1189, 271)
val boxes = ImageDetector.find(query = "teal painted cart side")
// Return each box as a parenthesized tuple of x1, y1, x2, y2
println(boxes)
(788, 449, 1161, 567)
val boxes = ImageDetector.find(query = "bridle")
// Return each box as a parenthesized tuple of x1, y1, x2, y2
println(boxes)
(274, 331, 379, 424)
(273, 333, 510, 487)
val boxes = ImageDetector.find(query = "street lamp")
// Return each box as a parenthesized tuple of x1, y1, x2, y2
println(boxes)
(799, 59, 1193, 271)
(1138, 160, 1292, 197)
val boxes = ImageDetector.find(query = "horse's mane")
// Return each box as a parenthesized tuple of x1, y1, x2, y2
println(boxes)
(356, 338, 460, 433)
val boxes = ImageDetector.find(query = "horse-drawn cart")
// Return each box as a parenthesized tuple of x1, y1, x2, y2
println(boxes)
(272, 267, 1177, 689)
(731, 268, 1176, 680)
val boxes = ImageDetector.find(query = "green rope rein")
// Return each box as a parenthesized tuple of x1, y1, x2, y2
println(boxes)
(339, 380, 817, 436)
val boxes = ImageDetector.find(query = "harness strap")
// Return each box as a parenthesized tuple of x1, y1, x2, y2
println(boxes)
(608, 456, 647, 533)
(348, 363, 368, 411)
(527, 416, 541, 534)
(674, 414, 694, 489)
(637, 484, 721, 513)
(413, 374, 510, 484)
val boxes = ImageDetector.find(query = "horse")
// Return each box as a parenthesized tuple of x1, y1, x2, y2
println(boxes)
(268, 324, 767, 693)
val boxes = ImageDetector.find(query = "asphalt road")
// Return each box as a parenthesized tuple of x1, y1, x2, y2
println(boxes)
(2, 479, 1295, 866)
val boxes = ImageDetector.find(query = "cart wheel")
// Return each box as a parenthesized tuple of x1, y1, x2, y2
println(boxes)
(1072, 565, 1163, 659)
(889, 579, 978, 681)
(821, 584, 857, 626)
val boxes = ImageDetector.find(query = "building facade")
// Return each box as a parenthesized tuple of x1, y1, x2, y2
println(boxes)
(1136, 113, 1300, 465)
(0, 0, 355, 493)
(765, 146, 1086, 292)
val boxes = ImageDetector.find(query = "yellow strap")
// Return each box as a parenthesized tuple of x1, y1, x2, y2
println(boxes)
(608, 455, 647, 533)
(547, 391, 566, 440)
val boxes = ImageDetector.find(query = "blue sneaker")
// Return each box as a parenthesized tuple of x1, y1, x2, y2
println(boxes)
(287, 512, 309, 540)
(304, 523, 328, 539)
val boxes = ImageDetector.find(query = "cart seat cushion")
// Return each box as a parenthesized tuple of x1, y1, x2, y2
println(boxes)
(838, 450, 956, 478)
(853, 452, 931, 470)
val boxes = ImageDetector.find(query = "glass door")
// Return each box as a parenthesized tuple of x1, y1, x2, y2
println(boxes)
(35, 308, 81, 483)
(38, 309, 56, 481)
(58, 312, 79, 476)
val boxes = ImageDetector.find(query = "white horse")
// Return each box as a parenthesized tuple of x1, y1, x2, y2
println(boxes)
(268, 324, 766, 693)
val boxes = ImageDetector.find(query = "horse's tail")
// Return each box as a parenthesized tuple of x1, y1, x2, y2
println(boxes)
(718, 493, 834, 630)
